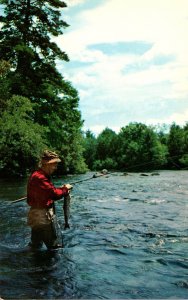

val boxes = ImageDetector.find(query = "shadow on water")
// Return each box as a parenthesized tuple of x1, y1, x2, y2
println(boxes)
(0, 171, 188, 299)
(0, 244, 79, 299)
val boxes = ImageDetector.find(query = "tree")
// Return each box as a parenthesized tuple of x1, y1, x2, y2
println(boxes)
(0, 0, 68, 100)
(0, 0, 87, 174)
(83, 130, 97, 170)
(94, 128, 118, 170)
(96, 128, 117, 159)
(0, 60, 11, 114)
(155, 123, 169, 146)
(183, 122, 188, 154)
(117, 123, 167, 171)
(155, 122, 188, 169)
(0, 95, 47, 175)
(167, 123, 184, 169)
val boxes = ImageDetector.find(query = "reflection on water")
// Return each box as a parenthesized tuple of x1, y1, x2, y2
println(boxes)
(0, 171, 188, 299)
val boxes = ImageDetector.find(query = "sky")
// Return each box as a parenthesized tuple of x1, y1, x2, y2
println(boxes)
(56, 0, 188, 135)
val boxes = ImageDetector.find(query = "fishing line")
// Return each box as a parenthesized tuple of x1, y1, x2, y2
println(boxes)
(10, 154, 188, 205)
(124, 153, 188, 171)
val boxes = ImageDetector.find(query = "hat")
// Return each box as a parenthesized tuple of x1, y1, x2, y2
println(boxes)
(41, 150, 61, 164)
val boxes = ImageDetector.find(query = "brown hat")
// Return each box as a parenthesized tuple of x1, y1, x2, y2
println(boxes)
(41, 150, 61, 165)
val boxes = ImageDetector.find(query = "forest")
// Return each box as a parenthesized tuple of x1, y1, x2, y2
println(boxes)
(83, 124, 188, 172)
(0, 1, 187, 176)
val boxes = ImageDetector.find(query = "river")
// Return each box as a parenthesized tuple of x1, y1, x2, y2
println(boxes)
(0, 171, 188, 299)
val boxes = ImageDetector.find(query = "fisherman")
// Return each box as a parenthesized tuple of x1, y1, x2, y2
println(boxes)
(27, 150, 72, 250)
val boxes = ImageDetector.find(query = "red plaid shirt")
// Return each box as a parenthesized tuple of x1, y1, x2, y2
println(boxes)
(27, 169, 68, 208)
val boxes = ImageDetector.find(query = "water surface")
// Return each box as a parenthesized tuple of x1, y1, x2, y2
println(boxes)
(0, 171, 188, 299)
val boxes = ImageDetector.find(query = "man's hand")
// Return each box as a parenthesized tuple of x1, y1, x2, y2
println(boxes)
(63, 184, 73, 190)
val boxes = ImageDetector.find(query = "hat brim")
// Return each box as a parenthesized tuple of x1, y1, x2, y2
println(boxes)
(43, 158, 61, 164)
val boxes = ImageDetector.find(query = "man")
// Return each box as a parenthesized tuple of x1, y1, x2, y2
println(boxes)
(27, 150, 72, 250)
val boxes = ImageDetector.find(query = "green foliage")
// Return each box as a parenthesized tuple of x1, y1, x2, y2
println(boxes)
(167, 123, 185, 168)
(96, 128, 118, 161)
(183, 123, 188, 154)
(83, 130, 97, 170)
(155, 123, 169, 145)
(169, 122, 188, 169)
(0, 60, 11, 114)
(42, 82, 87, 173)
(179, 154, 188, 167)
(93, 158, 117, 171)
(0, 95, 47, 175)
(0, 1, 87, 175)
(0, 0, 69, 99)
(83, 122, 188, 172)
(82, 123, 169, 172)
(82, 128, 119, 171)
(116, 123, 167, 171)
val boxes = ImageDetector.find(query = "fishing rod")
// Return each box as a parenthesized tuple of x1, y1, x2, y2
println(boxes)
(11, 171, 110, 204)
(11, 152, 188, 204)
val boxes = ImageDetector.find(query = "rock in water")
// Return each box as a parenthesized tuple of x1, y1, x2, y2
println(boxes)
(101, 169, 108, 175)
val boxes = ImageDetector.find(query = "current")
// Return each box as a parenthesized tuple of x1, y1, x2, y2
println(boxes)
(0, 170, 187, 299)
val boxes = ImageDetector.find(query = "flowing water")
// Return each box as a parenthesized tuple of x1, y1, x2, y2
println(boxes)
(0, 171, 188, 299)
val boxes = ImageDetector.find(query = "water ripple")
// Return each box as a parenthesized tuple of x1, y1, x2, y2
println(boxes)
(0, 171, 188, 299)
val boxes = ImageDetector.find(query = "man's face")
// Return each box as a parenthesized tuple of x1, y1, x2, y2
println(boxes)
(47, 162, 58, 175)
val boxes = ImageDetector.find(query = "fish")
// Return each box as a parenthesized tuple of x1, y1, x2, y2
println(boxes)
(63, 193, 71, 229)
